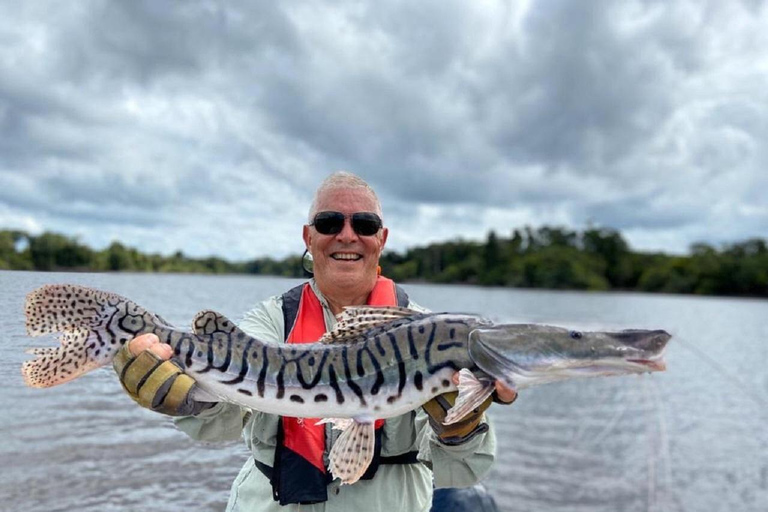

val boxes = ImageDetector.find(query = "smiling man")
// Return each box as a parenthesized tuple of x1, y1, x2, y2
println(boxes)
(303, 181, 388, 313)
(114, 171, 515, 512)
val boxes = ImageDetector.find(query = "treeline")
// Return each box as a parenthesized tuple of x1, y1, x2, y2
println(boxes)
(1, 228, 766, 298)
(380, 227, 768, 297)
(0, 230, 304, 277)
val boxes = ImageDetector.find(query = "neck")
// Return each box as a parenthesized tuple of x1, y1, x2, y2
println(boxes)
(324, 290, 371, 316)
(315, 277, 378, 316)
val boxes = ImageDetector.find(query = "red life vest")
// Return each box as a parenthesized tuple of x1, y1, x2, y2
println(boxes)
(282, 277, 397, 472)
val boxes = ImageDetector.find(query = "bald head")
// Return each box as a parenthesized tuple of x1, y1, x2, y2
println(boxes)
(308, 171, 383, 222)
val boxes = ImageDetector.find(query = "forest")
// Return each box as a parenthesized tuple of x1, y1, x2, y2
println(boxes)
(1, 227, 766, 298)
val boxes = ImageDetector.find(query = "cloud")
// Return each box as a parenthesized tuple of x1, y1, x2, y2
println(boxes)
(1, 0, 766, 259)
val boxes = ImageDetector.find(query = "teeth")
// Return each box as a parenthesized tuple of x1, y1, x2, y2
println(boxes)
(332, 253, 361, 261)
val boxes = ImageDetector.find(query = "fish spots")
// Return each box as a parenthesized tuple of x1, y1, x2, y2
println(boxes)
(314, 394, 328, 403)
(413, 371, 423, 391)
(238, 389, 253, 396)
(442, 379, 451, 388)
(290, 395, 305, 403)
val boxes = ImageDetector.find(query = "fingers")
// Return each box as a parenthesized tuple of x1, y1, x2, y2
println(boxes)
(494, 380, 518, 404)
(451, 371, 460, 386)
(129, 333, 173, 360)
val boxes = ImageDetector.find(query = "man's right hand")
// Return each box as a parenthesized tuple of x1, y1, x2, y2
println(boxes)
(113, 334, 212, 416)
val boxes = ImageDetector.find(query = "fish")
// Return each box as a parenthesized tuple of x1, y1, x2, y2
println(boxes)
(21, 284, 671, 484)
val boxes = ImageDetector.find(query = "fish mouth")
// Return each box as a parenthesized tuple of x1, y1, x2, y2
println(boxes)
(627, 358, 666, 371)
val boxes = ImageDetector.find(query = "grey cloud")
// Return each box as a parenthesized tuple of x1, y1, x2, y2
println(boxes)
(0, 1, 765, 258)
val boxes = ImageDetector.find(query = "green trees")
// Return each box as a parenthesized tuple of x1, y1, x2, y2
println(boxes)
(1, 228, 766, 298)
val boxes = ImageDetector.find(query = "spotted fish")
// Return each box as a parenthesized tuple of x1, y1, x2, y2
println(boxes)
(21, 284, 671, 483)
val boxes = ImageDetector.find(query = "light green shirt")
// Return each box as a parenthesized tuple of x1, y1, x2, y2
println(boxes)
(176, 281, 497, 512)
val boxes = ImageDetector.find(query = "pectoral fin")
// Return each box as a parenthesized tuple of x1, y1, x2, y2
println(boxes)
(443, 369, 496, 425)
(327, 418, 376, 485)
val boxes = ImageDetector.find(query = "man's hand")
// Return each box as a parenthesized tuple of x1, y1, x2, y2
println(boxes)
(423, 371, 518, 445)
(113, 334, 212, 416)
(491, 379, 518, 404)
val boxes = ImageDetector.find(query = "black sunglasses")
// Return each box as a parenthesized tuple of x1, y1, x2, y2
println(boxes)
(310, 211, 383, 236)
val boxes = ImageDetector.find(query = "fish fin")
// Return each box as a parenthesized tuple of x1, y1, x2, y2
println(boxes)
(22, 285, 164, 388)
(320, 306, 420, 343)
(328, 418, 375, 485)
(443, 369, 496, 425)
(191, 310, 242, 336)
(315, 417, 354, 431)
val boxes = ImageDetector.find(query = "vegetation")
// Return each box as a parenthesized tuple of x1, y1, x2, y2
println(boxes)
(1, 228, 766, 298)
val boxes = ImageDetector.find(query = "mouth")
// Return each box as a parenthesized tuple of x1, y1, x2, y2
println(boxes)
(627, 358, 667, 371)
(331, 252, 363, 262)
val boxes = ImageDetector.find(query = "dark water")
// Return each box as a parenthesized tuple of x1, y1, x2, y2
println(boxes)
(1, 271, 766, 511)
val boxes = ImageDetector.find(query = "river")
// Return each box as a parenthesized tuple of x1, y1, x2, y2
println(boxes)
(1, 271, 766, 511)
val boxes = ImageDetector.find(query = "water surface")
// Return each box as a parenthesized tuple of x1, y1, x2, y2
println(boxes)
(1, 271, 766, 511)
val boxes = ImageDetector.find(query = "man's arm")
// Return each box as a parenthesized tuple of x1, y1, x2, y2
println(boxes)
(407, 299, 515, 487)
(174, 297, 285, 443)
(113, 298, 285, 443)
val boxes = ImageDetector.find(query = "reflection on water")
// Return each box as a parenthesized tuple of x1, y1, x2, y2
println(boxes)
(1, 271, 766, 511)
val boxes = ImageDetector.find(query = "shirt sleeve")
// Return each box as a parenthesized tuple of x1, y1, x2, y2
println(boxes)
(174, 296, 285, 443)
(406, 298, 498, 488)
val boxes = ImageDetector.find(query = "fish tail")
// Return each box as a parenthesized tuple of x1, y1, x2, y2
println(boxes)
(22, 284, 161, 388)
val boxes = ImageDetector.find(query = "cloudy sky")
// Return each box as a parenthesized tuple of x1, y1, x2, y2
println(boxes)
(1, 1, 766, 260)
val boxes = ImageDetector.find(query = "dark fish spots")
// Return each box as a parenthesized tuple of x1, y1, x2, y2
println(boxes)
(314, 394, 328, 403)
(238, 389, 253, 396)
(290, 395, 305, 403)
(413, 371, 423, 391)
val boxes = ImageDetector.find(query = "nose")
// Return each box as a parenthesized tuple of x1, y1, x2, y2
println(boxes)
(335, 217, 359, 243)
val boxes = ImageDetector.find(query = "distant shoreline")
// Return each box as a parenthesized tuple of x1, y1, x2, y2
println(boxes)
(2, 227, 766, 299)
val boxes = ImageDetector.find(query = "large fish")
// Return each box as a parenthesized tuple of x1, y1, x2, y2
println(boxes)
(21, 284, 670, 483)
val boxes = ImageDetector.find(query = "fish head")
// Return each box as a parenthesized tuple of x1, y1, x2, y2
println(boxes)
(468, 324, 671, 389)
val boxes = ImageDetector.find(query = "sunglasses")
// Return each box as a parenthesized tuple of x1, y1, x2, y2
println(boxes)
(310, 211, 383, 236)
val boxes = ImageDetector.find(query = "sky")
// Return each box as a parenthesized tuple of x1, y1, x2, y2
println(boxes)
(1, 0, 767, 261)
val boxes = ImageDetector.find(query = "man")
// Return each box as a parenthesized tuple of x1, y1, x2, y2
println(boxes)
(116, 172, 516, 511)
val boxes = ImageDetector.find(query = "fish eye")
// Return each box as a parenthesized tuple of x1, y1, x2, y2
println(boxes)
(570, 330, 583, 340)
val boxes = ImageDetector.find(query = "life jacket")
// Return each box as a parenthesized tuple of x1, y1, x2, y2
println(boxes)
(268, 276, 410, 505)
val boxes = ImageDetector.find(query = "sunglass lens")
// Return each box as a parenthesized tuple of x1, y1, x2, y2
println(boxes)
(351, 213, 382, 236)
(312, 212, 345, 235)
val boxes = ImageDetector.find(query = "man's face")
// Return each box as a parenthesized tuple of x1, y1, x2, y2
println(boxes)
(303, 187, 388, 299)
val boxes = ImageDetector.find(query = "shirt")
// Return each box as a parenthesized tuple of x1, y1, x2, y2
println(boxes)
(175, 280, 497, 512)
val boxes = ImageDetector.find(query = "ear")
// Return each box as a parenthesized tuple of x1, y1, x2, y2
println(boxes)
(303, 224, 312, 250)
(379, 227, 389, 251)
